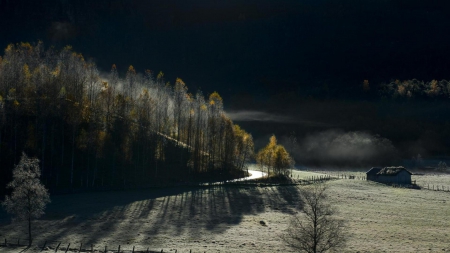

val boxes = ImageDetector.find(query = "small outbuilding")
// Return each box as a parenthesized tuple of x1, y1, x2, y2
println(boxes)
(366, 166, 412, 185)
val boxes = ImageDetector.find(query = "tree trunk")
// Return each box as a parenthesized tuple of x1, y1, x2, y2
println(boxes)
(27, 191, 32, 247)
(28, 216, 31, 247)
(41, 122, 46, 176)
(92, 156, 97, 187)
(70, 125, 75, 190)
(59, 123, 64, 188)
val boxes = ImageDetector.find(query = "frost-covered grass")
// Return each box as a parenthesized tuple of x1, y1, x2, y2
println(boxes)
(327, 179, 450, 252)
(1, 173, 449, 252)
(412, 173, 450, 188)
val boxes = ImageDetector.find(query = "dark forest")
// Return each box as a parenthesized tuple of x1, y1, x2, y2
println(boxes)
(0, 42, 254, 196)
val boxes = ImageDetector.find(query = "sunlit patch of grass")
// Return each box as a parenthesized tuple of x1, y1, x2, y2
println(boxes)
(323, 179, 450, 252)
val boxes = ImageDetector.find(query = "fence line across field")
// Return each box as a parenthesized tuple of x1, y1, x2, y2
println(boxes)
(299, 171, 450, 192)
(0, 238, 209, 253)
(417, 183, 450, 192)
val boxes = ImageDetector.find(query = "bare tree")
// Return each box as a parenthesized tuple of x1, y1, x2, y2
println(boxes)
(282, 183, 347, 253)
(2, 152, 50, 247)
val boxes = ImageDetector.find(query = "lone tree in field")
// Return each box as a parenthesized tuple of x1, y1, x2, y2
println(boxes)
(282, 183, 347, 253)
(2, 153, 50, 246)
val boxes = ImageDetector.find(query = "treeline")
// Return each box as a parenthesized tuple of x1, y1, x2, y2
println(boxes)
(378, 79, 450, 99)
(0, 42, 254, 195)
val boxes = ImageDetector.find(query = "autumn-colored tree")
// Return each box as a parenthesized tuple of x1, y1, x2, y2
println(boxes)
(257, 135, 293, 176)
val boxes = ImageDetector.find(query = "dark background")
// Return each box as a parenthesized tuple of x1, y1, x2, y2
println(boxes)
(1, 0, 450, 165)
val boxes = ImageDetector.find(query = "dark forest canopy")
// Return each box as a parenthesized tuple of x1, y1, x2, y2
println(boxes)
(2, 0, 450, 103)
(0, 42, 254, 196)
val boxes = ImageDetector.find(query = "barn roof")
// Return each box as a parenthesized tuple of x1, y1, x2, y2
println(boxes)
(376, 166, 412, 176)
(366, 167, 381, 175)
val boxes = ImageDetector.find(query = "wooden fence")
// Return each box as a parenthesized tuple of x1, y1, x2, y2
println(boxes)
(0, 237, 208, 253)
(418, 184, 450, 192)
(307, 172, 450, 192)
(290, 173, 366, 181)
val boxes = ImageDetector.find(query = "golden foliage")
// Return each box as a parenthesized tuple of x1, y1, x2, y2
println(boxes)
(208, 91, 223, 108)
(269, 135, 277, 147)
(23, 64, 31, 82)
(397, 85, 406, 96)
(363, 80, 370, 91)
(127, 65, 136, 75)
(175, 77, 185, 86)
(428, 79, 440, 96)
(257, 134, 293, 176)
(19, 42, 32, 52)
(209, 91, 223, 102)
(157, 71, 164, 80)
(5, 44, 13, 53)
(51, 66, 60, 77)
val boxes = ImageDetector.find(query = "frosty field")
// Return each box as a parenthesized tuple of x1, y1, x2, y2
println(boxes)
(1, 171, 450, 252)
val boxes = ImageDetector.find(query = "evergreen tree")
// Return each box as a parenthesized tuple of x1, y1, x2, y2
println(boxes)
(2, 152, 50, 246)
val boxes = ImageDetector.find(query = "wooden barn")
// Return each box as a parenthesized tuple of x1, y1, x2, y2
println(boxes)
(366, 166, 412, 185)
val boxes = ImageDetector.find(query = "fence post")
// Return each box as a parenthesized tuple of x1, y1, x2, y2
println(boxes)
(91, 244, 94, 253)
(132, 246, 135, 253)
(105, 245, 107, 253)
(146, 248, 149, 253)
(42, 241, 47, 251)
(55, 242, 61, 252)
(65, 243, 70, 253)
(118, 245, 120, 253)
(4, 238, 6, 247)
(17, 238, 19, 246)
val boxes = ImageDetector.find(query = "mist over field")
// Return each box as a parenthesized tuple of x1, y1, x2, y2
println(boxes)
(290, 130, 398, 167)
(226, 110, 332, 127)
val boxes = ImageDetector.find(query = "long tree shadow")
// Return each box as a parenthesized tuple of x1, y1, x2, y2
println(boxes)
(0, 184, 304, 249)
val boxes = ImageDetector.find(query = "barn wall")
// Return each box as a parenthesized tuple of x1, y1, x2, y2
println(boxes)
(397, 170, 411, 184)
(366, 170, 411, 185)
